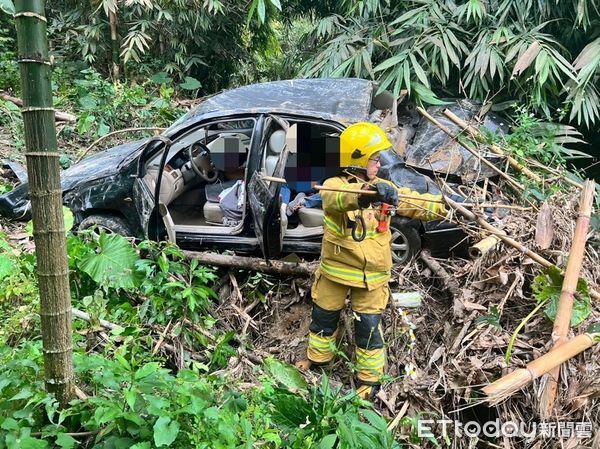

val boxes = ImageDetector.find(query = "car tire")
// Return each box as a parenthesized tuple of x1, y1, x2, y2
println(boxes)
(389, 218, 421, 264)
(79, 214, 134, 238)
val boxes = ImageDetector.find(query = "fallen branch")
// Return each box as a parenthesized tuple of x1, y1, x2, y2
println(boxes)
(419, 250, 461, 299)
(1, 91, 76, 122)
(445, 197, 600, 302)
(71, 308, 206, 362)
(539, 180, 595, 417)
(442, 109, 543, 184)
(482, 332, 599, 405)
(74, 127, 166, 163)
(182, 250, 317, 277)
(416, 107, 525, 192)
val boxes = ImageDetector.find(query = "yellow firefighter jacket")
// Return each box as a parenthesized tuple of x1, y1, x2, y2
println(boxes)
(319, 175, 447, 290)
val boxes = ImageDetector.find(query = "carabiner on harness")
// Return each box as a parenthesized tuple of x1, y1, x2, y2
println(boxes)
(352, 214, 367, 242)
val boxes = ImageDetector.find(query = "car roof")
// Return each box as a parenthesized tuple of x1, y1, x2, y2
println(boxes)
(173, 78, 376, 128)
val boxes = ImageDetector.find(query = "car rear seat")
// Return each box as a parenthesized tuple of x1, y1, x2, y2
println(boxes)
(298, 207, 324, 227)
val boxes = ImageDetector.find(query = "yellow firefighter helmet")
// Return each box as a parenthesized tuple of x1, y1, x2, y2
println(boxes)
(339, 122, 392, 170)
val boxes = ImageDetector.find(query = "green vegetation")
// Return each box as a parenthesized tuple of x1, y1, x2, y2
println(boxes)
(0, 229, 397, 448)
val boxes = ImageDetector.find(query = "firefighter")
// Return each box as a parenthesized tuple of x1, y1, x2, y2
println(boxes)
(297, 122, 448, 400)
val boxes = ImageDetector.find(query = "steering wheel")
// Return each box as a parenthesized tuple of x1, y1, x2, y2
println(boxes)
(188, 142, 218, 182)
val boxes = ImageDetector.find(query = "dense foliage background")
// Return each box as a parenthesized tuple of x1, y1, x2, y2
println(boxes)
(1, 0, 600, 129)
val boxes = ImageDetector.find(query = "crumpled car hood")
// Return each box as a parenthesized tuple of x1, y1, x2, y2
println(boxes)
(60, 139, 147, 190)
(0, 139, 147, 220)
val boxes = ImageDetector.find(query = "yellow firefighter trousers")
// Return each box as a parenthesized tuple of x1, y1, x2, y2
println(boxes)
(307, 271, 389, 384)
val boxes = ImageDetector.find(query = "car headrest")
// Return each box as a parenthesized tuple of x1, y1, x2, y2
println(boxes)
(268, 130, 286, 154)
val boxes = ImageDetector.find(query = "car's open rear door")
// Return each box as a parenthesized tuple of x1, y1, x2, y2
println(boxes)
(248, 120, 296, 260)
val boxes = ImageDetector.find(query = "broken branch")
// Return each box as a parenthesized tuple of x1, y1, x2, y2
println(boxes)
(482, 332, 599, 405)
(442, 109, 543, 183)
(1, 91, 76, 122)
(416, 107, 525, 192)
(445, 197, 600, 302)
(182, 251, 316, 277)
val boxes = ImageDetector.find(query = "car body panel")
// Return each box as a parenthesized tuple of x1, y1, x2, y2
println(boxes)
(166, 78, 375, 136)
(0, 79, 495, 260)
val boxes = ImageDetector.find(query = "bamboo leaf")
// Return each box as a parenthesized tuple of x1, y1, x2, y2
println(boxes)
(373, 53, 406, 72)
(410, 53, 429, 87)
(257, 0, 266, 23)
(573, 38, 600, 72)
(512, 41, 540, 77)
(0, 0, 14, 15)
(269, 0, 282, 11)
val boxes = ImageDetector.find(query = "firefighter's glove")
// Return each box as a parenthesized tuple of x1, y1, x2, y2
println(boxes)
(373, 183, 399, 206)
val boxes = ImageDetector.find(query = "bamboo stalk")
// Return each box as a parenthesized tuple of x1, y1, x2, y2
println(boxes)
(468, 234, 501, 259)
(445, 197, 600, 302)
(15, 0, 74, 406)
(482, 333, 599, 405)
(539, 180, 595, 417)
(442, 109, 543, 183)
(416, 107, 525, 192)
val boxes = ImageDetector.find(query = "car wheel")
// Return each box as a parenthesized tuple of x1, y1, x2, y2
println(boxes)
(389, 218, 421, 264)
(79, 214, 134, 237)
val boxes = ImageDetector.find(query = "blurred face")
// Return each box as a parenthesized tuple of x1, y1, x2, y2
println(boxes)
(366, 153, 381, 180)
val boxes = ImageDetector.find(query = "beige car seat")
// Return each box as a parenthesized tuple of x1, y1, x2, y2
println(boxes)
(265, 130, 286, 175)
(143, 168, 183, 206)
(298, 207, 324, 227)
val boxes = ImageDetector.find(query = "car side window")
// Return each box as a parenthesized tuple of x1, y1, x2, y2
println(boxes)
(263, 120, 341, 194)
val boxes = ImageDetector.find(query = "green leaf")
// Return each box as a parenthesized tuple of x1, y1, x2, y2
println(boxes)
(19, 437, 48, 449)
(0, 255, 13, 281)
(97, 122, 110, 137)
(55, 433, 77, 449)
(130, 443, 151, 449)
(179, 76, 201, 90)
(10, 387, 33, 401)
(124, 387, 137, 410)
(534, 267, 592, 327)
(586, 323, 600, 335)
(0, 0, 14, 15)
(1, 417, 18, 430)
(269, 0, 281, 10)
(153, 416, 180, 447)
(319, 434, 338, 449)
(257, 0, 266, 23)
(63, 207, 73, 233)
(265, 358, 308, 392)
(150, 71, 171, 84)
(79, 95, 97, 110)
(134, 362, 160, 380)
(373, 54, 406, 72)
(78, 233, 140, 290)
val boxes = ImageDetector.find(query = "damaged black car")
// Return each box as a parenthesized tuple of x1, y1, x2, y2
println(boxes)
(0, 78, 502, 263)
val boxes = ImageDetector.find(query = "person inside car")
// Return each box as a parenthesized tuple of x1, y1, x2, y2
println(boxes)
(296, 122, 450, 401)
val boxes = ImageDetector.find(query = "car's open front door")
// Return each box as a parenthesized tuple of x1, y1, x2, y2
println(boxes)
(132, 136, 174, 240)
(248, 120, 296, 260)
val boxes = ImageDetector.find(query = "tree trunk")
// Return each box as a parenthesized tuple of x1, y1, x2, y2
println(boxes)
(182, 250, 317, 277)
(15, 0, 74, 406)
(108, 9, 120, 79)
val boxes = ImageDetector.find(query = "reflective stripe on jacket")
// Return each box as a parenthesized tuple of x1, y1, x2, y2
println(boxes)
(318, 175, 447, 290)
